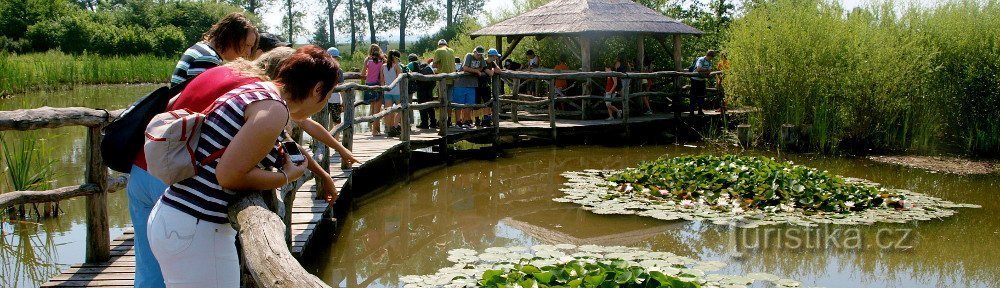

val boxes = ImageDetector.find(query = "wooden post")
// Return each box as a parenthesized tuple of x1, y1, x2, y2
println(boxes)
(621, 78, 631, 138)
(737, 124, 751, 148)
(341, 89, 355, 170)
(672, 35, 683, 118)
(399, 75, 412, 179)
(312, 105, 331, 199)
(548, 79, 558, 145)
(85, 126, 109, 263)
(511, 78, 520, 123)
(437, 79, 450, 163)
(580, 35, 592, 120)
(492, 75, 502, 156)
(637, 34, 645, 73)
(495, 36, 503, 60)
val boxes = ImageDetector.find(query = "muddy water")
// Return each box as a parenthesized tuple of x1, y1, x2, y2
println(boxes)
(310, 145, 999, 287)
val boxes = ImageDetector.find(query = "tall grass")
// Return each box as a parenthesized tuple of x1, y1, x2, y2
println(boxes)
(1, 133, 57, 218)
(0, 50, 175, 96)
(725, 0, 1000, 157)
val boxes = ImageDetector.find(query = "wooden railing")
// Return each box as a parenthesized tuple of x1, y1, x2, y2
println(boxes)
(0, 69, 721, 288)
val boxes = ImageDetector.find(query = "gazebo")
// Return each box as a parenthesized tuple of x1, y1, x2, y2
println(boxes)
(471, 0, 703, 72)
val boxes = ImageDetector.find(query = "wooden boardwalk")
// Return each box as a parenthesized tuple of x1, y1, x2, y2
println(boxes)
(40, 111, 721, 287)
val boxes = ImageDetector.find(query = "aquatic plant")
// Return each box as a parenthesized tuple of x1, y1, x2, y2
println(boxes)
(0, 134, 57, 218)
(403, 245, 802, 287)
(0, 51, 174, 96)
(606, 155, 896, 213)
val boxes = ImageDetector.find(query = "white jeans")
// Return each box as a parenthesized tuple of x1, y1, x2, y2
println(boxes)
(147, 201, 239, 288)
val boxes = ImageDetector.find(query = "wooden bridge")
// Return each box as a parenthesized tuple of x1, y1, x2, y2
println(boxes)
(0, 69, 727, 287)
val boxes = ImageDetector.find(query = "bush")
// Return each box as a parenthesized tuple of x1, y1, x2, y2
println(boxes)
(724, 0, 1000, 157)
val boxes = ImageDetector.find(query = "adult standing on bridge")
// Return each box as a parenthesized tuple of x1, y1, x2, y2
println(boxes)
(130, 13, 258, 288)
(454, 46, 488, 129)
(168, 12, 258, 88)
(432, 39, 456, 127)
(148, 45, 341, 287)
(690, 49, 715, 116)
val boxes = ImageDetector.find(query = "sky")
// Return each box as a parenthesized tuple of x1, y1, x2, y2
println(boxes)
(260, 0, 875, 44)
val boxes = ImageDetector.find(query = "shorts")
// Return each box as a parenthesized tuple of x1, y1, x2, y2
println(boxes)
(363, 82, 382, 104)
(475, 86, 492, 105)
(604, 91, 616, 104)
(691, 79, 707, 97)
(384, 93, 401, 102)
(452, 87, 476, 105)
(327, 103, 343, 123)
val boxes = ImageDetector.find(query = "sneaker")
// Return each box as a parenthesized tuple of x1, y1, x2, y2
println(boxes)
(474, 118, 482, 127)
(417, 124, 429, 129)
(605, 116, 615, 121)
(645, 110, 653, 115)
(616, 110, 623, 119)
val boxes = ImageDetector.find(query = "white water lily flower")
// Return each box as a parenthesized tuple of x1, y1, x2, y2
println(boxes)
(792, 184, 805, 193)
(680, 200, 694, 208)
(844, 201, 855, 209)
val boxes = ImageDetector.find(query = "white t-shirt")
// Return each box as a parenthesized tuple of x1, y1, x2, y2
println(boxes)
(328, 68, 344, 104)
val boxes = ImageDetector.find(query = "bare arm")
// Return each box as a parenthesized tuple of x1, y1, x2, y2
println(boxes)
(360, 59, 369, 77)
(294, 118, 360, 166)
(216, 100, 306, 190)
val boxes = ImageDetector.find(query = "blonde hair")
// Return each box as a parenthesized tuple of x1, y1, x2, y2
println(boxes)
(222, 59, 266, 80)
(253, 47, 296, 79)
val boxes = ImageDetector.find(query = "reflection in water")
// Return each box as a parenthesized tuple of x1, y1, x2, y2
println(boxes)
(312, 146, 999, 288)
(1, 85, 147, 287)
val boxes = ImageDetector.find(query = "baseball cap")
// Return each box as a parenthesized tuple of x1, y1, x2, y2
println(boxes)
(327, 47, 341, 58)
(438, 39, 448, 46)
(258, 33, 291, 52)
(487, 48, 500, 57)
(474, 46, 485, 54)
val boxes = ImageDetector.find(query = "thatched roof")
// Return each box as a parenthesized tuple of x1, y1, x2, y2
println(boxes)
(472, 0, 703, 37)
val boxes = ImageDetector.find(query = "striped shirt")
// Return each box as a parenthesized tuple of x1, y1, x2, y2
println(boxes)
(170, 42, 223, 87)
(161, 82, 289, 223)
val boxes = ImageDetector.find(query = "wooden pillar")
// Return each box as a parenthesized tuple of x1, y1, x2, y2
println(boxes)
(548, 79, 558, 145)
(672, 35, 683, 118)
(621, 78, 631, 138)
(495, 36, 503, 59)
(341, 89, 355, 170)
(491, 75, 502, 156)
(437, 79, 450, 163)
(312, 104, 331, 199)
(580, 35, 592, 120)
(399, 75, 412, 179)
(85, 126, 109, 263)
(637, 34, 645, 71)
(511, 78, 520, 123)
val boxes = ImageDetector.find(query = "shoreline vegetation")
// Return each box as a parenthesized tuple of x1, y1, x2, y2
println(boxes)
(0, 52, 175, 96)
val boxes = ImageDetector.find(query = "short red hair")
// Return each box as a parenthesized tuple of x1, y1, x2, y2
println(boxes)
(274, 45, 341, 102)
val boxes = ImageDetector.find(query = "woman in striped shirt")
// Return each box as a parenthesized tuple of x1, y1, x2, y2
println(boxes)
(147, 45, 340, 287)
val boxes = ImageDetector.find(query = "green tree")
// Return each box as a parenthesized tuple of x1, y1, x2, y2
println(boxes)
(313, 16, 332, 47)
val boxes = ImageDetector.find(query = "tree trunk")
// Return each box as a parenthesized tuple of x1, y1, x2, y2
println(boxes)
(287, 0, 294, 45)
(399, 0, 407, 52)
(446, 0, 453, 28)
(350, 0, 357, 54)
(365, 0, 376, 44)
(327, 0, 339, 47)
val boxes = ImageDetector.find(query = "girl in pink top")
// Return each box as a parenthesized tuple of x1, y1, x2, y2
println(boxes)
(360, 44, 386, 136)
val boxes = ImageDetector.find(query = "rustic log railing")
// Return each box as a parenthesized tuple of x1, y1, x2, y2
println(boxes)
(1, 68, 722, 288)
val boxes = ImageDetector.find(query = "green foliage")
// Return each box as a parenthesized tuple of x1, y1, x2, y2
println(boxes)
(0, 0, 252, 57)
(607, 155, 903, 213)
(478, 260, 700, 288)
(0, 134, 55, 192)
(0, 51, 175, 95)
(725, 0, 1000, 157)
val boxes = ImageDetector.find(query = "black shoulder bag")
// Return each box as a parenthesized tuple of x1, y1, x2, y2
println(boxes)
(101, 80, 193, 173)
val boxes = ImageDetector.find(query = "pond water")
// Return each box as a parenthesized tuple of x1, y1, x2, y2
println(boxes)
(309, 145, 999, 288)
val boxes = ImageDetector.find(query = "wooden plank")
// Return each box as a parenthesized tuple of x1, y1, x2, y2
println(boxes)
(291, 213, 322, 224)
(60, 266, 136, 274)
(49, 272, 135, 281)
(41, 280, 134, 287)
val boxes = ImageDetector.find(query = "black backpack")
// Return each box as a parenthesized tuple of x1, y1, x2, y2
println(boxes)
(101, 80, 192, 173)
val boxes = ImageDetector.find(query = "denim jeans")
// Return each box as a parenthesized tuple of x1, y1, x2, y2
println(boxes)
(127, 165, 169, 288)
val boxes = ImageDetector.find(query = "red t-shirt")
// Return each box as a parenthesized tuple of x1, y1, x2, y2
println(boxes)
(606, 77, 616, 93)
(134, 66, 261, 170)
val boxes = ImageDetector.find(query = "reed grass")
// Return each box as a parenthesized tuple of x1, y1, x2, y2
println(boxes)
(725, 0, 1000, 157)
(0, 51, 175, 96)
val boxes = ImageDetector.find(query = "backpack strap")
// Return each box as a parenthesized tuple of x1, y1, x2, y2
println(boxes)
(196, 85, 282, 166)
